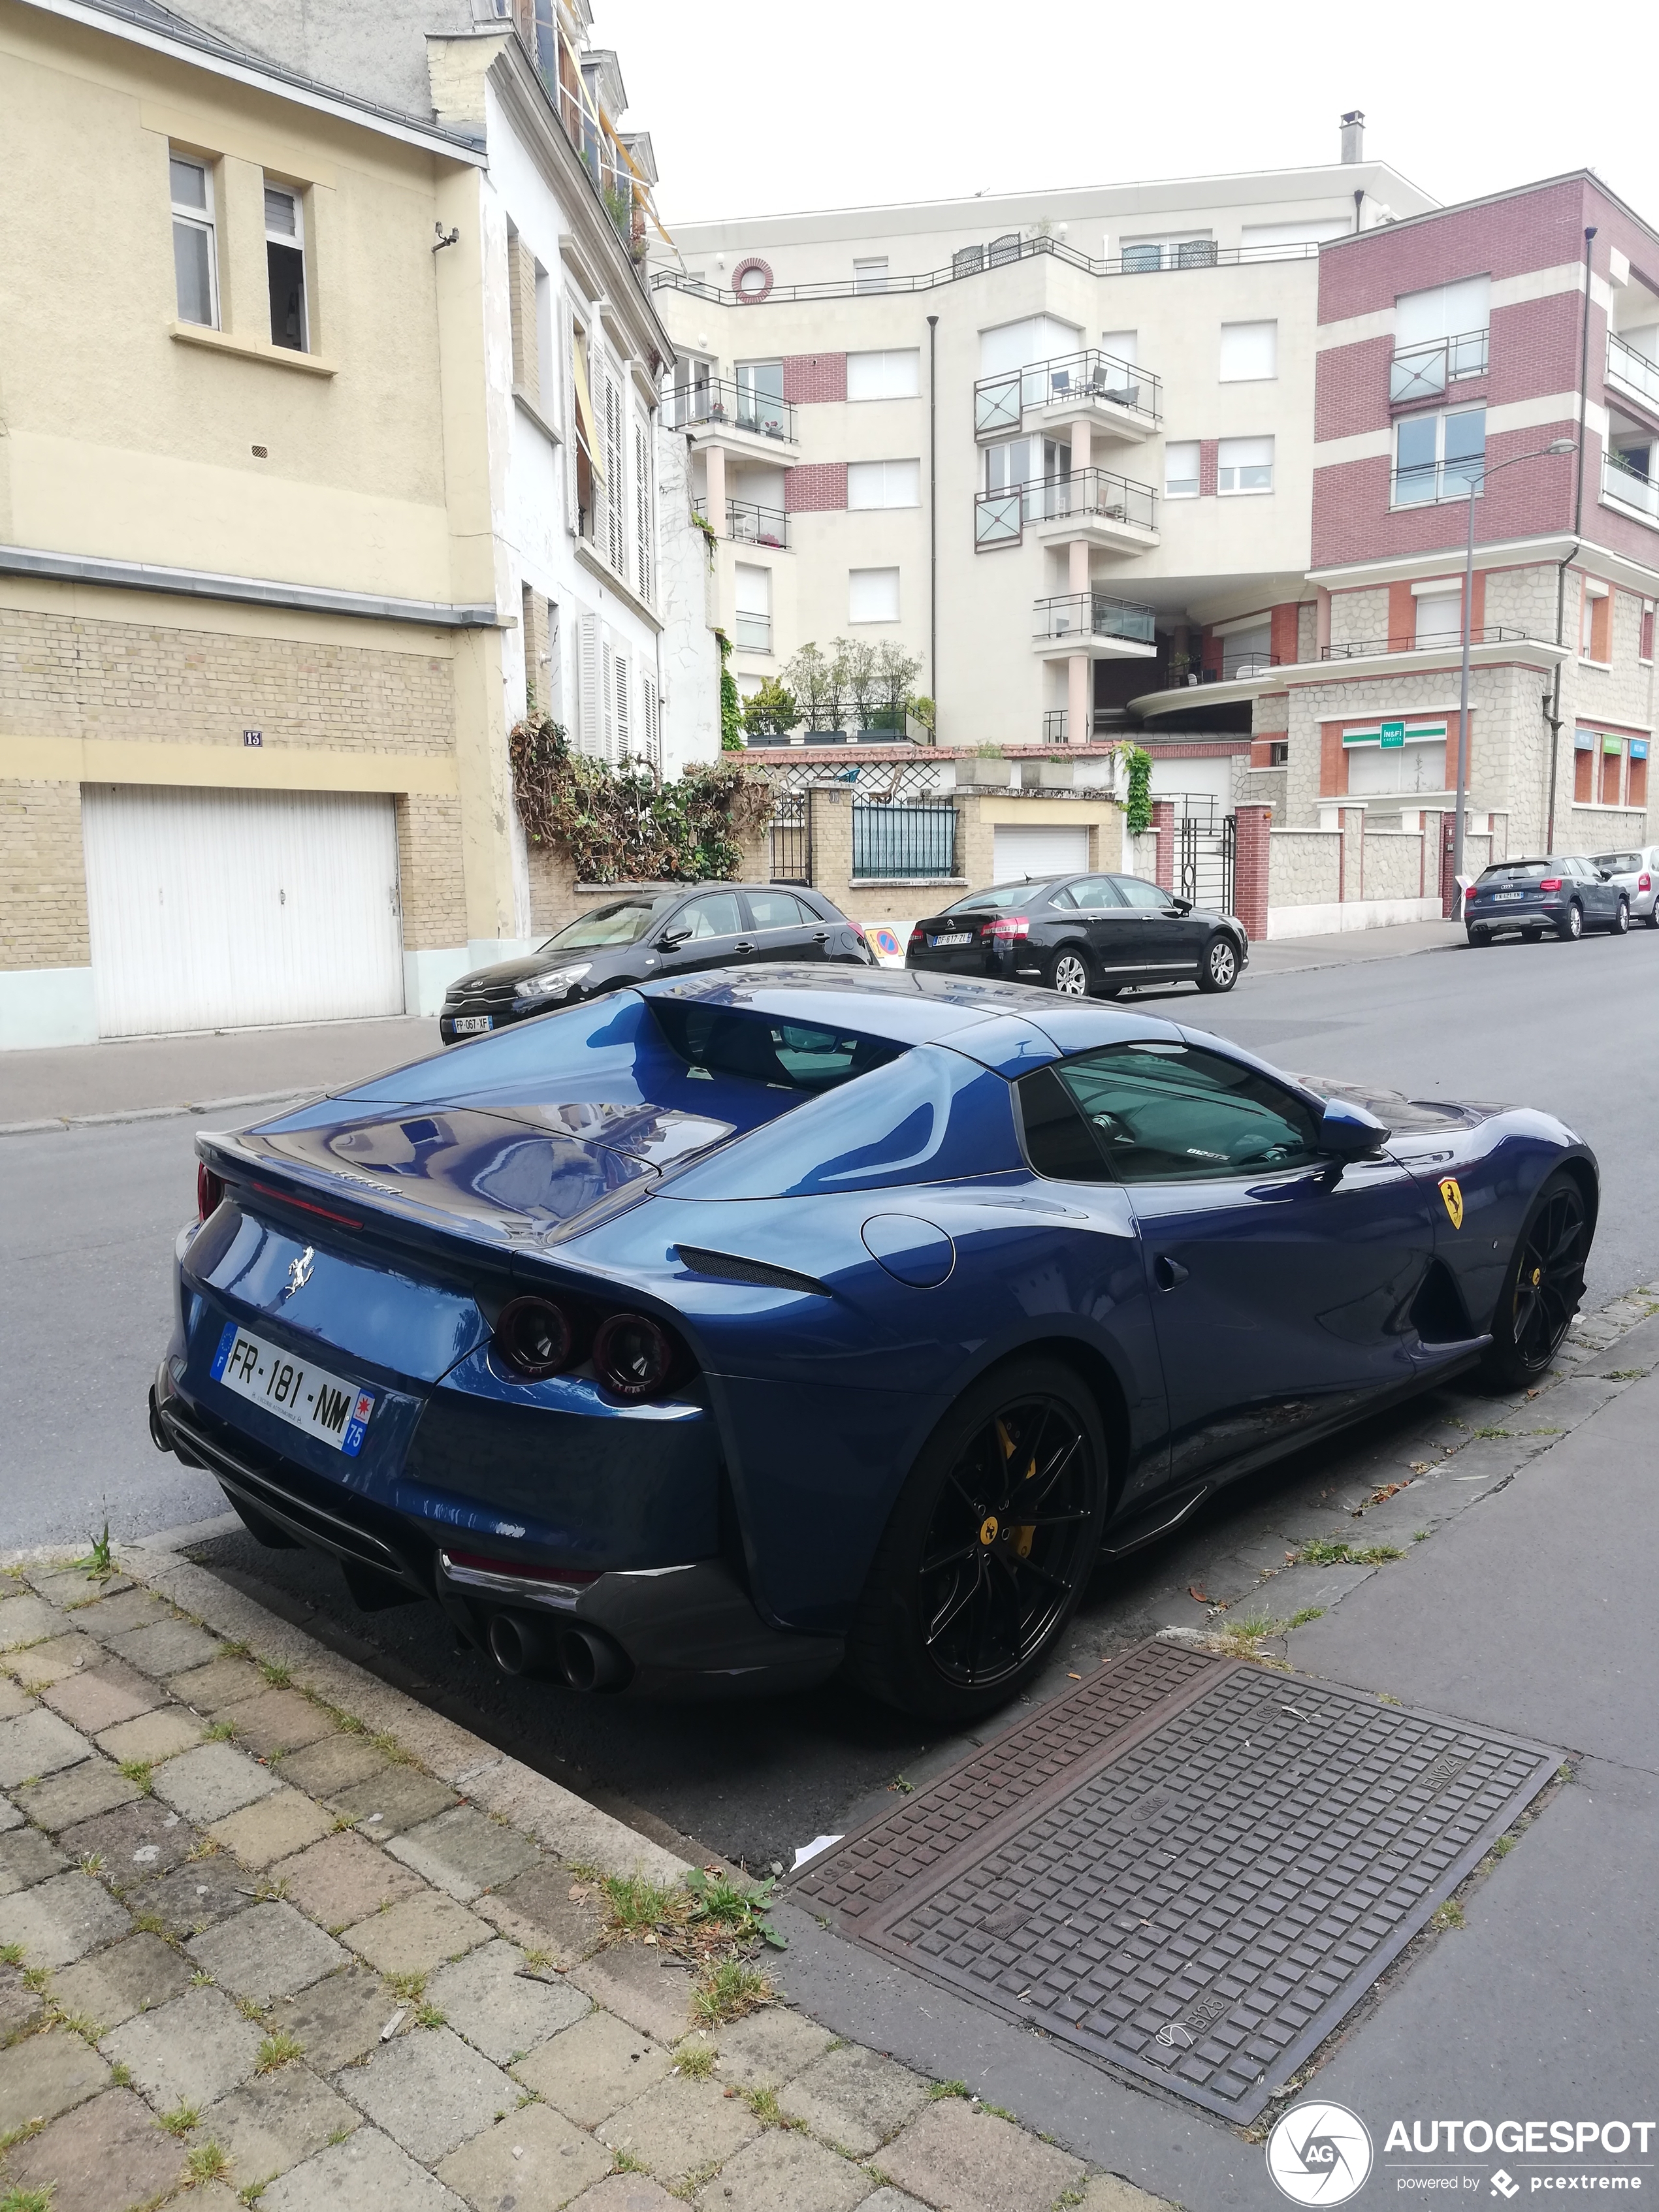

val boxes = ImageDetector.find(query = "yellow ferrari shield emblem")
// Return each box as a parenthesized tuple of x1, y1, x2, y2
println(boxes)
(980, 1515, 999, 1547)
(1438, 1176, 1464, 1230)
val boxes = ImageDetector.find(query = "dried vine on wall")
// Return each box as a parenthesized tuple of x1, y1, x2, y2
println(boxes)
(508, 714, 773, 884)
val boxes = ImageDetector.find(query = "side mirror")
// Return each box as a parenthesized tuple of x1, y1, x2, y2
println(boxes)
(1314, 1098, 1391, 1159)
(658, 927, 692, 950)
(1170, 897, 1193, 915)
(1598, 869, 1613, 882)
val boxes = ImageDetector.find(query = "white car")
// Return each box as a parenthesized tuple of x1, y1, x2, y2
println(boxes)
(1590, 846, 1659, 927)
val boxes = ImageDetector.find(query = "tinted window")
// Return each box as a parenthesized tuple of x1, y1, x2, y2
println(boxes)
(1478, 861, 1553, 884)
(1110, 877, 1175, 911)
(1015, 1064, 1113, 1182)
(648, 1002, 901, 1093)
(942, 880, 1057, 915)
(540, 899, 666, 950)
(747, 890, 811, 929)
(1052, 877, 1124, 912)
(1053, 1042, 1319, 1183)
(1594, 853, 1641, 874)
(677, 893, 744, 938)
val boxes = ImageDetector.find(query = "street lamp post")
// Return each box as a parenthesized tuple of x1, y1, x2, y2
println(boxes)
(1450, 438, 1577, 903)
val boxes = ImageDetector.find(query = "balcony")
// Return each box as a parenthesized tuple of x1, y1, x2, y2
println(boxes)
(1390, 457, 1485, 508)
(695, 496, 790, 550)
(1607, 332, 1659, 416)
(1390, 328, 1489, 406)
(1322, 626, 1528, 661)
(1032, 592, 1157, 658)
(975, 349, 1161, 445)
(975, 469, 1159, 553)
(662, 376, 797, 451)
(1602, 449, 1659, 526)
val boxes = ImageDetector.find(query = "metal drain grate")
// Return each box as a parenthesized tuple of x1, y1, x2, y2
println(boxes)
(794, 1643, 1557, 2120)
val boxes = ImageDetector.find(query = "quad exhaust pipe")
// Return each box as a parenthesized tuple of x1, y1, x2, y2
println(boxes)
(486, 1610, 630, 1692)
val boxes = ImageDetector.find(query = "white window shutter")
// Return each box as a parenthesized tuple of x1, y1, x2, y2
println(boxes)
(603, 363, 626, 579)
(634, 421, 653, 606)
(642, 671, 659, 771)
(578, 613, 599, 756)
(615, 654, 630, 761)
(600, 634, 615, 761)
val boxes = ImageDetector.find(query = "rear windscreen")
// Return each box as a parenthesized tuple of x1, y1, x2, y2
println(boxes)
(647, 1001, 904, 1093)
(941, 880, 1054, 916)
(1478, 862, 1552, 883)
(1593, 853, 1641, 874)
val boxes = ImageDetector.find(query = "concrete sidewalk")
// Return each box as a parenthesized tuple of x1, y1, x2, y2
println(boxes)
(1245, 916, 1464, 974)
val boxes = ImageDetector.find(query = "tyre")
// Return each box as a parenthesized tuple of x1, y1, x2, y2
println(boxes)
(1558, 901, 1583, 942)
(1645, 903, 1659, 931)
(1046, 946, 1092, 997)
(1468, 925, 1490, 946)
(1196, 933, 1240, 993)
(843, 1357, 1109, 1722)
(1611, 898, 1630, 936)
(1479, 1169, 1592, 1390)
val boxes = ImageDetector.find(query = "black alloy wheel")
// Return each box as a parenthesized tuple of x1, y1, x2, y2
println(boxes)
(1481, 1171, 1590, 1388)
(1197, 933, 1239, 993)
(844, 1358, 1107, 1720)
(1560, 902, 1584, 942)
(1612, 898, 1630, 936)
(1048, 948, 1092, 997)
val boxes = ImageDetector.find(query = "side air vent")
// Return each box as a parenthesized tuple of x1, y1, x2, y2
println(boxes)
(675, 1245, 831, 1298)
(1409, 1259, 1475, 1345)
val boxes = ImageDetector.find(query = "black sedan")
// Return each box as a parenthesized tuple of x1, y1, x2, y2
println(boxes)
(906, 873, 1248, 997)
(1464, 856, 1630, 946)
(440, 882, 871, 1043)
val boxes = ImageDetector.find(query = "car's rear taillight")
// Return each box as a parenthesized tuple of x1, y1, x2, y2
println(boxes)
(196, 1163, 225, 1222)
(592, 1311, 677, 1402)
(496, 1296, 579, 1380)
(1539, 877, 1562, 892)
(908, 927, 925, 945)
(982, 916, 1030, 941)
(1641, 874, 1652, 893)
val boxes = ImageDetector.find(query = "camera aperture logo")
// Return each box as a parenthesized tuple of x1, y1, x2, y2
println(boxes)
(1268, 2103, 1376, 2204)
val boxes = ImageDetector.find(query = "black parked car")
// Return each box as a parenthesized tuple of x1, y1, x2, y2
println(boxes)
(439, 883, 871, 1043)
(905, 873, 1249, 997)
(1464, 856, 1630, 946)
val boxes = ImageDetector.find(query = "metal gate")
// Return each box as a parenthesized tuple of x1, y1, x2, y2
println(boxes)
(768, 786, 811, 884)
(1178, 810, 1236, 915)
(852, 803, 957, 880)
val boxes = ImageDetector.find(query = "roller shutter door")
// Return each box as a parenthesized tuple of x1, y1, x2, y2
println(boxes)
(991, 824, 1090, 882)
(82, 784, 404, 1037)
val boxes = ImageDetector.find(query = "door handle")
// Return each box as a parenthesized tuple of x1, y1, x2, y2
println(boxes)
(733, 940, 755, 954)
(1154, 1255, 1189, 1291)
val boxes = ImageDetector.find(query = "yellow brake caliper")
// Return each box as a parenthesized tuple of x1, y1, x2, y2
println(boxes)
(996, 1417, 1037, 1559)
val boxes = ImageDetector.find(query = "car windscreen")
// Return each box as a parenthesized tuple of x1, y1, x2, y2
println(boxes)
(1593, 852, 1642, 874)
(647, 1001, 905, 1093)
(941, 880, 1055, 916)
(538, 899, 669, 951)
(1477, 862, 1554, 883)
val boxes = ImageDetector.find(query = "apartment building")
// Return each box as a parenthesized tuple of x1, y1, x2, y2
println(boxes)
(0, 0, 713, 1048)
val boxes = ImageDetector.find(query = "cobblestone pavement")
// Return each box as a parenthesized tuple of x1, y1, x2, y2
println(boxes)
(0, 1550, 1166, 2212)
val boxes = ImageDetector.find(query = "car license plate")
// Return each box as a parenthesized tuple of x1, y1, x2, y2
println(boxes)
(1494, 891, 1525, 902)
(210, 1323, 375, 1456)
(929, 933, 973, 948)
(451, 1014, 492, 1034)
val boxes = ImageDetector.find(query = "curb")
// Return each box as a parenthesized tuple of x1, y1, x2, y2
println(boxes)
(19, 1517, 690, 1887)
(0, 1088, 317, 1138)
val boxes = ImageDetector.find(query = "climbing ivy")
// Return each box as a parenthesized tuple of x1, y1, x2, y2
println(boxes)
(508, 714, 772, 884)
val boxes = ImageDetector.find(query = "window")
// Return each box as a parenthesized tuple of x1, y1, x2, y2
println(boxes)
(1050, 877, 1124, 911)
(1217, 436, 1273, 494)
(1601, 735, 1625, 807)
(853, 257, 888, 295)
(1267, 739, 1289, 767)
(846, 349, 920, 400)
(1396, 276, 1490, 350)
(1395, 408, 1485, 504)
(1164, 440, 1200, 499)
(169, 153, 217, 329)
(1219, 620, 1272, 677)
(733, 562, 771, 652)
(747, 889, 812, 929)
(1219, 321, 1277, 381)
(1240, 218, 1353, 253)
(735, 359, 785, 435)
(1580, 584, 1611, 663)
(984, 436, 1066, 494)
(848, 566, 901, 622)
(1119, 234, 1214, 272)
(1573, 730, 1595, 805)
(1112, 877, 1176, 910)
(264, 182, 308, 351)
(978, 317, 1083, 377)
(1415, 588, 1465, 647)
(1017, 1041, 1319, 1185)
(1631, 740, 1650, 808)
(677, 892, 745, 938)
(1641, 602, 1655, 662)
(847, 459, 920, 509)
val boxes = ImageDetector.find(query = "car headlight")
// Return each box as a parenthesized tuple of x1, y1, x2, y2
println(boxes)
(519, 963, 592, 999)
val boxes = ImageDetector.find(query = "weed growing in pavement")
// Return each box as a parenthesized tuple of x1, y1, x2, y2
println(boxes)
(189, 1970, 213, 1988)
(1293, 1539, 1403, 1567)
(414, 2003, 446, 2030)
(255, 2032, 303, 2072)
(205, 1722, 236, 1742)
(671, 2158, 722, 2199)
(327, 2128, 353, 2147)
(238, 2183, 270, 2207)
(740, 2085, 803, 2130)
(0, 2120, 46, 2159)
(610, 2149, 648, 2174)
(76, 1851, 105, 1878)
(1494, 1834, 1515, 1856)
(1603, 1370, 1646, 1381)
(119, 1760, 153, 1795)
(930, 2079, 969, 2100)
(186, 2140, 231, 2185)
(75, 1522, 116, 1579)
(523, 1949, 554, 1973)
(888, 1775, 915, 1794)
(1, 2188, 55, 2212)
(185, 1836, 221, 1861)
(0, 1945, 23, 1968)
(385, 1971, 427, 2004)
(257, 1661, 291, 1690)
(20, 1967, 49, 1995)
(236, 1996, 265, 2023)
(159, 2101, 201, 2137)
(1212, 1611, 1290, 1660)
(1430, 1900, 1466, 1932)
(685, 1867, 787, 1951)
(1287, 1608, 1325, 1629)
(110, 2061, 133, 2087)
(600, 1872, 678, 1934)
(692, 1960, 771, 2025)
(673, 2038, 717, 2080)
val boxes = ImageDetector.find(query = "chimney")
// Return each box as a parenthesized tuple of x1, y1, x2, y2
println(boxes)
(1340, 110, 1365, 165)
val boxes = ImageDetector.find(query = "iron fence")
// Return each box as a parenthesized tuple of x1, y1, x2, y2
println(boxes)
(660, 374, 796, 443)
(976, 468, 1159, 549)
(1321, 625, 1526, 660)
(975, 349, 1161, 437)
(1179, 810, 1236, 914)
(1389, 329, 1489, 405)
(852, 802, 958, 880)
(1033, 593, 1157, 647)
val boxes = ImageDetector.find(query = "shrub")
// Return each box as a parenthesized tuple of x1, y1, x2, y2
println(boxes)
(508, 714, 772, 884)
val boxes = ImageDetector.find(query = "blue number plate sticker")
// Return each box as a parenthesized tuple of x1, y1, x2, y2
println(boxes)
(211, 1322, 375, 1456)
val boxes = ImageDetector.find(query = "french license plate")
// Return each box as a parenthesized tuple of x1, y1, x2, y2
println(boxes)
(210, 1323, 374, 1457)
(929, 933, 973, 948)
(451, 1014, 492, 1034)
(1494, 891, 1525, 902)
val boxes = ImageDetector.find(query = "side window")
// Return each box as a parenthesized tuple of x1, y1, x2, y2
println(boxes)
(1053, 1042, 1319, 1183)
(746, 890, 808, 930)
(678, 893, 744, 938)
(265, 181, 308, 351)
(1067, 877, 1125, 911)
(170, 153, 218, 329)
(1111, 877, 1174, 910)
(1014, 1065, 1114, 1183)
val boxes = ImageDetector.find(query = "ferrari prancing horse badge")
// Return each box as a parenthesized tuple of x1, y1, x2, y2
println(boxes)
(1438, 1176, 1464, 1230)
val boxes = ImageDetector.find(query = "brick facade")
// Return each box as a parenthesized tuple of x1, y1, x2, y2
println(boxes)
(1198, 440, 1218, 499)
(394, 793, 468, 953)
(782, 353, 846, 404)
(0, 778, 90, 970)
(1232, 804, 1271, 940)
(784, 462, 849, 514)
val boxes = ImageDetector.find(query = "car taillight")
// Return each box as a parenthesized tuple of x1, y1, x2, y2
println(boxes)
(592, 1311, 675, 1402)
(197, 1164, 225, 1222)
(1641, 874, 1652, 892)
(908, 927, 925, 944)
(1539, 877, 1562, 892)
(496, 1296, 578, 1380)
(982, 916, 1029, 940)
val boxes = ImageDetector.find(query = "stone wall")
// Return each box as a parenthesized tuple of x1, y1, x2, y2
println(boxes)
(1269, 828, 1341, 908)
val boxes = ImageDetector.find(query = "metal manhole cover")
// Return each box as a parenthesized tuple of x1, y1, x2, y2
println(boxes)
(794, 1643, 1557, 2121)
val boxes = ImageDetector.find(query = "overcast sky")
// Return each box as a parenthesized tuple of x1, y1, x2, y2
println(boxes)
(592, 0, 1658, 234)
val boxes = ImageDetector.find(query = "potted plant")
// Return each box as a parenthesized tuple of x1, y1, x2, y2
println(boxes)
(783, 643, 838, 738)
(873, 641, 922, 738)
(835, 637, 879, 737)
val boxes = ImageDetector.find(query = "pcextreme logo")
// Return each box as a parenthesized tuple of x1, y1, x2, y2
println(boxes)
(1267, 2104, 1375, 2204)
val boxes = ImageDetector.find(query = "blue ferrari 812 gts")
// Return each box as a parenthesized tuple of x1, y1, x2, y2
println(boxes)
(150, 971, 1595, 1720)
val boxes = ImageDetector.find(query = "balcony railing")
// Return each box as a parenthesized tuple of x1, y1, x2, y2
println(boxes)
(974, 468, 1159, 549)
(1390, 328, 1489, 405)
(692, 498, 790, 549)
(1321, 626, 1527, 661)
(1033, 592, 1157, 647)
(1602, 450, 1659, 524)
(662, 376, 796, 443)
(1167, 659, 1284, 688)
(1607, 332, 1659, 413)
(1391, 457, 1485, 507)
(1041, 710, 1070, 743)
(975, 349, 1161, 438)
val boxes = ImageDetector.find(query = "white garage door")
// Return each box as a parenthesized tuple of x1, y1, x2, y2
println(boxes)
(82, 784, 405, 1038)
(992, 824, 1091, 883)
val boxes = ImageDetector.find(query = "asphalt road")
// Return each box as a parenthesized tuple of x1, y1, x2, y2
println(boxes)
(5, 924, 1657, 1867)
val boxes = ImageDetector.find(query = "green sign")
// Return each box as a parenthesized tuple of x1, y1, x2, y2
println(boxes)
(1379, 720, 1406, 750)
